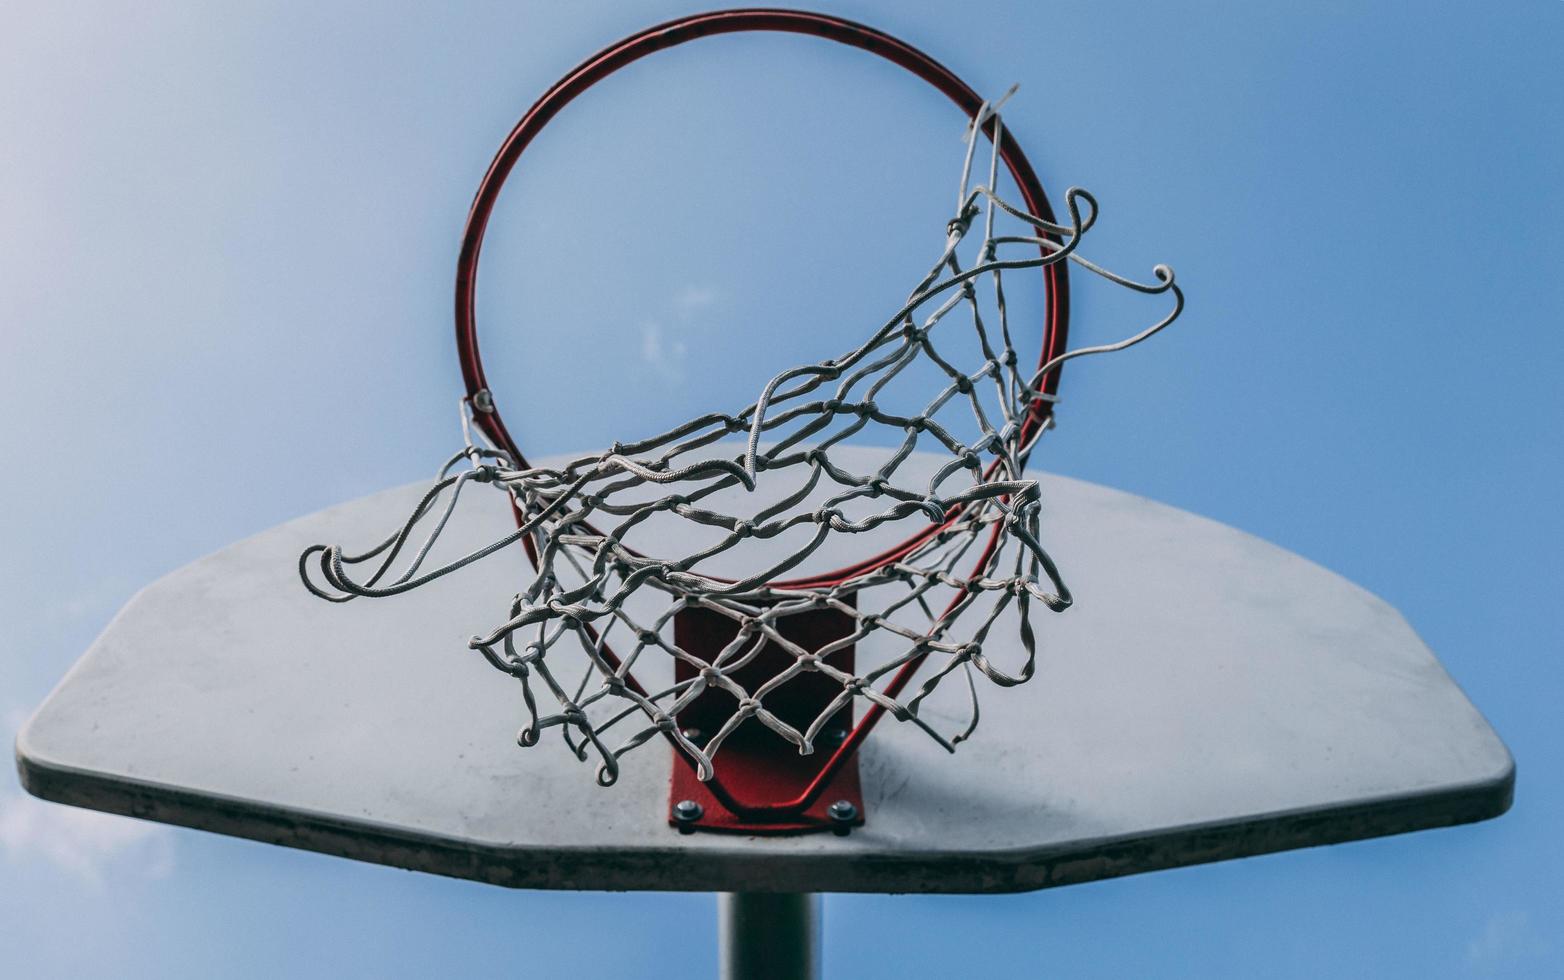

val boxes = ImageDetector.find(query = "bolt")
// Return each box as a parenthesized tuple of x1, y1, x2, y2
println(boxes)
(820, 728, 848, 748)
(680, 727, 707, 747)
(471, 388, 495, 413)
(672, 799, 704, 833)
(827, 799, 858, 835)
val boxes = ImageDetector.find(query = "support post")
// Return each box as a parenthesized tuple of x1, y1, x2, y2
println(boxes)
(719, 892, 821, 980)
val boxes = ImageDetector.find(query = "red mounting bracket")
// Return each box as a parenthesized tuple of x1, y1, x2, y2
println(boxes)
(668, 602, 866, 835)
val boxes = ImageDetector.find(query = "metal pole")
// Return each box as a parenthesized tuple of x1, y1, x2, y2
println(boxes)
(719, 892, 821, 980)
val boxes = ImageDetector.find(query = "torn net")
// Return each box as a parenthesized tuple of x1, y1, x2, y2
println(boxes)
(301, 100, 1184, 787)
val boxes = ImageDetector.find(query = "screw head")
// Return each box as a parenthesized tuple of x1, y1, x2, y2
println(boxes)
(471, 388, 495, 413)
(680, 727, 706, 746)
(672, 799, 704, 832)
(820, 728, 848, 748)
(827, 799, 858, 825)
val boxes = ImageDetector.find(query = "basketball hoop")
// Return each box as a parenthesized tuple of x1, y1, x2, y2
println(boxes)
(300, 8, 1183, 834)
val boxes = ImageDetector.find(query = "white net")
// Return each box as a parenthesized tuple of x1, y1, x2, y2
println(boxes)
(300, 100, 1183, 787)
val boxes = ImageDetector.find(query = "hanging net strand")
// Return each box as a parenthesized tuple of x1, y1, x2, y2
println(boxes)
(300, 98, 1184, 788)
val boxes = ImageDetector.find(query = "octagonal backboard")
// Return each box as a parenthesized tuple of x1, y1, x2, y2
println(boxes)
(15, 446, 1512, 893)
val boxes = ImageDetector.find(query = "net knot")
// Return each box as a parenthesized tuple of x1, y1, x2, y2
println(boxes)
(946, 201, 978, 237)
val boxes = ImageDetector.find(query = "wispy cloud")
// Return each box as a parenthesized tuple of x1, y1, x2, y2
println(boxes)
(640, 320, 688, 384)
(1466, 909, 1551, 974)
(674, 284, 718, 316)
(2, 707, 174, 886)
(640, 284, 717, 384)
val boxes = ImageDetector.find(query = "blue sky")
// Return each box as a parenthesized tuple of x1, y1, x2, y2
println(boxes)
(2, 2, 1559, 976)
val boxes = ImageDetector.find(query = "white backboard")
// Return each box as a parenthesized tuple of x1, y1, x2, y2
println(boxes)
(16, 448, 1512, 893)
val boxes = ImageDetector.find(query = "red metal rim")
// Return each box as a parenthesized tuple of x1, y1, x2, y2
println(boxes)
(454, 7, 1072, 589)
